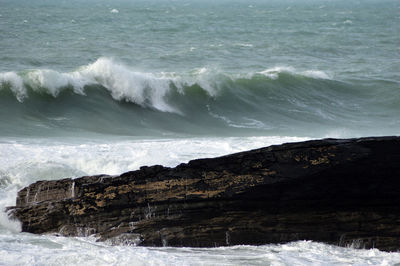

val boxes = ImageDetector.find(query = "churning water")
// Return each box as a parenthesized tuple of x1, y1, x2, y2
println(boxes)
(1, 0, 399, 264)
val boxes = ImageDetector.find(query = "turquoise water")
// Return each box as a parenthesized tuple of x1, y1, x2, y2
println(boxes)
(1, 0, 400, 264)
(1, 0, 399, 138)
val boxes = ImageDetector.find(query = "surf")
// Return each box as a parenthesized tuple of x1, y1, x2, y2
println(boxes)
(1, 57, 399, 138)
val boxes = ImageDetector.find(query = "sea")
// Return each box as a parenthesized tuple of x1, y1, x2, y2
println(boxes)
(0, 0, 399, 264)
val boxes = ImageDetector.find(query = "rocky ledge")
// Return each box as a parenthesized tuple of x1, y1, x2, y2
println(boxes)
(7, 136, 400, 251)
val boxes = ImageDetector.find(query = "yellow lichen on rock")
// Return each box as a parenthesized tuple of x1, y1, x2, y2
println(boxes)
(104, 192, 116, 200)
(117, 183, 134, 194)
(310, 155, 330, 165)
(67, 203, 87, 215)
(84, 192, 96, 198)
(95, 200, 106, 207)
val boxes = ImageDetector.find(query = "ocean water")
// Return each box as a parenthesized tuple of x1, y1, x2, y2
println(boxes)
(1, 0, 400, 264)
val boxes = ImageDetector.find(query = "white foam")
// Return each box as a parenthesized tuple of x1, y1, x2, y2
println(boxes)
(110, 9, 119, 14)
(1, 58, 181, 113)
(301, 70, 331, 80)
(195, 68, 208, 75)
(0, 59, 225, 108)
(0, 186, 21, 233)
(235, 43, 253, 47)
(27, 69, 88, 97)
(2, 137, 400, 264)
(1, 237, 400, 266)
(192, 68, 220, 97)
(80, 57, 177, 113)
(258, 66, 294, 79)
(1, 59, 331, 112)
(0, 72, 27, 101)
(258, 66, 331, 80)
(0, 135, 308, 236)
(0, 136, 307, 188)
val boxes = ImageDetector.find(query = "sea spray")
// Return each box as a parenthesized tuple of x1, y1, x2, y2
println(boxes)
(0, 58, 334, 111)
(1, 58, 398, 138)
(1, 0, 399, 264)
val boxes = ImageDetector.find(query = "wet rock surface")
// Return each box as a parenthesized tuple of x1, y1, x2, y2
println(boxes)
(8, 136, 400, 251)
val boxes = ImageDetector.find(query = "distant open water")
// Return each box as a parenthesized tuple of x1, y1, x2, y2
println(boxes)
(1, 0, 400, 264)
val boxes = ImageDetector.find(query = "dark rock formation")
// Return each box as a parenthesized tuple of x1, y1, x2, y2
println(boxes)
(7, 136, 400, 251)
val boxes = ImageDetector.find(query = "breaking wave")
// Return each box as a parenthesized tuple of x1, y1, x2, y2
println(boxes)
(0, 57, 333, 112)
(0, 57, 399, 138)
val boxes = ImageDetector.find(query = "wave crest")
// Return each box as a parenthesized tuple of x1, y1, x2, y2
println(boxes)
(80, 58, 177, 112)
(0, 72, 26, 102)
(27, 69, 87, 96)
(0, 58, 332, 113)
(257, 66, 331, 80)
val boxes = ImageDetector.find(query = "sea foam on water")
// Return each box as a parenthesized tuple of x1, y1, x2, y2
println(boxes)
(1, 136, 400, 265)
(1, 0, 399, 263)
(0, 58, 332, 113)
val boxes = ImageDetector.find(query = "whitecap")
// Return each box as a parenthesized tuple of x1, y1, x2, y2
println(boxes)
(1, 59, 332, 113)
(2, 58, 182, 113)
(258, 66, 294, 79)
(0, 72, 27, 102)
(0, 58, 206, 113)
(188, 67, 221, 97)
(27, 69, 88, 97)
(235, 43, 253, 47)
(301, 70, 331, 79)
(110, 9, 119, 14)
(80, 57, 178, 113)
(194, 67, 207, 75)
(257, 66, 331, 80)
